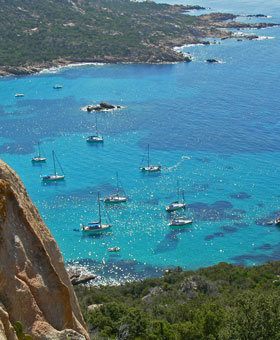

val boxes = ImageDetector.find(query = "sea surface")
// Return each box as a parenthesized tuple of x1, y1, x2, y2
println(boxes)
(1, 0, 280, 284)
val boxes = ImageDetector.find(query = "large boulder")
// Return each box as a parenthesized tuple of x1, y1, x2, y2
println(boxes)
(0, 158, 90, 340)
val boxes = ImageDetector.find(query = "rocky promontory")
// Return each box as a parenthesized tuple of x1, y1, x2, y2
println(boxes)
(0, 0, 278, 77)
(0, 158, 90, 340)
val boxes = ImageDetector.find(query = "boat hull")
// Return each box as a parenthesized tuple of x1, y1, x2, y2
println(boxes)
(82, 224, 112, 233)
(104, 196, 127, 203)
(32, 157, 46, 162)
(41, 175, 65, 181)
(169, 219, 193, 226)
(87, 136, 104, 143)
(166, 203, 186, 212)
(140, 165, 161, 172)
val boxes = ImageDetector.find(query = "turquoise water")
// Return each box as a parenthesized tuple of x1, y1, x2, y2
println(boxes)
(1, 0, 280, 284)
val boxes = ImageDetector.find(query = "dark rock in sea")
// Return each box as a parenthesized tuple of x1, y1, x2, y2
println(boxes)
(86, 102, 119, 112)
(247, 14, 267, 18)
(206, 59, 219, 63)
(100, 101, 115, 109)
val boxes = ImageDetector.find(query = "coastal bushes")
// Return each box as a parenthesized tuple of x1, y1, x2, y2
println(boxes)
(75, 261, 280, 339)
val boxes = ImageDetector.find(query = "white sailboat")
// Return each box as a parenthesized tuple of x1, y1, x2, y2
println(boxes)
(104, 172, 127, 203)
(87, 114, 104, 143)
(166, 181, 186, 212)
(140, 144, 161, 172)
(32, 143, 46, 162)
(169, 216, 193, 226)
(41, 151, 65, 181)
(82, 192, 112, 233)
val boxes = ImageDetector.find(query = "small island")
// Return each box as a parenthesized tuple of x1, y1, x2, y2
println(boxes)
(0, 0, 277, 76)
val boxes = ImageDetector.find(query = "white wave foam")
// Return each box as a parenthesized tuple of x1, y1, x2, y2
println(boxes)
(254, 36, 275, 40)
(165, 155, 191, 171)
(39, 62, 105, 74)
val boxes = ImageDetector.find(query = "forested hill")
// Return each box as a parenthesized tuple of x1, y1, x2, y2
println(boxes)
(0, 0, 198, 70)
(75, 261, 280, 339)
(0, 0, 275, 75)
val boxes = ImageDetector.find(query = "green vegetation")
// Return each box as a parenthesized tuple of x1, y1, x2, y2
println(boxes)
(75, 261, 280, 339)
(13, 321, 33, 340)
(0, 0, 201, 68)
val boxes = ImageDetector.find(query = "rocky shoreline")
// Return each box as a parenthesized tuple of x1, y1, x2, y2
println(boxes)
(0, 13, 278, 78)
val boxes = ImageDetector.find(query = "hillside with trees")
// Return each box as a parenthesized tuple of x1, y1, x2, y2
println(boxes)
(0, 0, 274, 76)
(75, 261, 280, 339)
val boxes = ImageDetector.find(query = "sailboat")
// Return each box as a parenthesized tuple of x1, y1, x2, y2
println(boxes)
(104, 172, 127, 203)
(140, 144, 161, 172)
(82, 192, 112, 233)
(86, 114, 104, 143)
(166, 181, 186, 212)
(169, 216, 193, 226)
(32, 143, 46, 162)
(41, 151, 65, 181)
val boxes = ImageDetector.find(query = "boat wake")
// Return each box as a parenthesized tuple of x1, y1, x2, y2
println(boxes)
(165, 155, 191, 171)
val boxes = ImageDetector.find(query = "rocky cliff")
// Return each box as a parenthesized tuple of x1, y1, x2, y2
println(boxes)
(0, 158, 90, 340)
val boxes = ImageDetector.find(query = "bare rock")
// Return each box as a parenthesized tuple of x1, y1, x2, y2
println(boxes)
(0, 158, 90, 340)
(180, 276, 219, 299)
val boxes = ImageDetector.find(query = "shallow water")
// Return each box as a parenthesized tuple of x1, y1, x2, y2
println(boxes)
(1, 0, 280, 284)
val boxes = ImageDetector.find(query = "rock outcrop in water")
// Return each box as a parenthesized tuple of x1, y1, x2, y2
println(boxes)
(0, 158, 90, 340)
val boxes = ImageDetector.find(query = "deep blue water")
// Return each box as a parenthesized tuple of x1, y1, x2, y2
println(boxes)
(1, 0, 280, 284)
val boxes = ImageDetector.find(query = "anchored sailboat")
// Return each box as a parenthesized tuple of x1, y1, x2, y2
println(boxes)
(166, 181, 186, 212)
(104, 172, 127, 203)
(140, 144, 161, 172)
(82, 192, 112, 233)
(41, 151, 65, 181)
(169, 216, 193, 226)
(32, 143, 46, 162)
(87, 114, 104, 143)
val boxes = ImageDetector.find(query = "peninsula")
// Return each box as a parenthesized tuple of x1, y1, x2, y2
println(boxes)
(0, 0, 277, 76)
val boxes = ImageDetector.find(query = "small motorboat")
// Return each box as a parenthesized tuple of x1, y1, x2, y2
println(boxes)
(275, 217, 280, 225)
(108, 247, 120, 252)
(14, 93, 24, 97)
(169, 216, 193, 226)
(53, 85, 63, 89)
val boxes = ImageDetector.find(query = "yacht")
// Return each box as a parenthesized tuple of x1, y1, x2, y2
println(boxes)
(104, 172, 127, 203)
(82, 192, 112, 233)
(140, 144, 161, 172)
(41, 151, 65, 181)
(169, 216, 193, 226)
(166, 182, 186, 212)
(32, 143, 46, 162)
(87, 114, 104, 143)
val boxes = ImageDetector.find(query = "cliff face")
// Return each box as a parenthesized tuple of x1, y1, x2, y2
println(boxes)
(0, 158, 90, 340)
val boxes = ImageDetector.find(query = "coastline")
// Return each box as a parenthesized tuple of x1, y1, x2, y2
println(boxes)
(0, 15, 277, 78)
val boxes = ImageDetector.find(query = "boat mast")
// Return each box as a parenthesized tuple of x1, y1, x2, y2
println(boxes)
(38, 143, 41, 158)
(52, 151, 57, 175)
(116, 171, 119, 196)
(147, 144, 150, 167)
(177, 180, 180, 201)
(95, 114, 98, 136)
(98, 191, 101, 224)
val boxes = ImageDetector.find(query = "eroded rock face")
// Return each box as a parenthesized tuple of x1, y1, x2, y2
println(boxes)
(0, 158, 90, 340)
